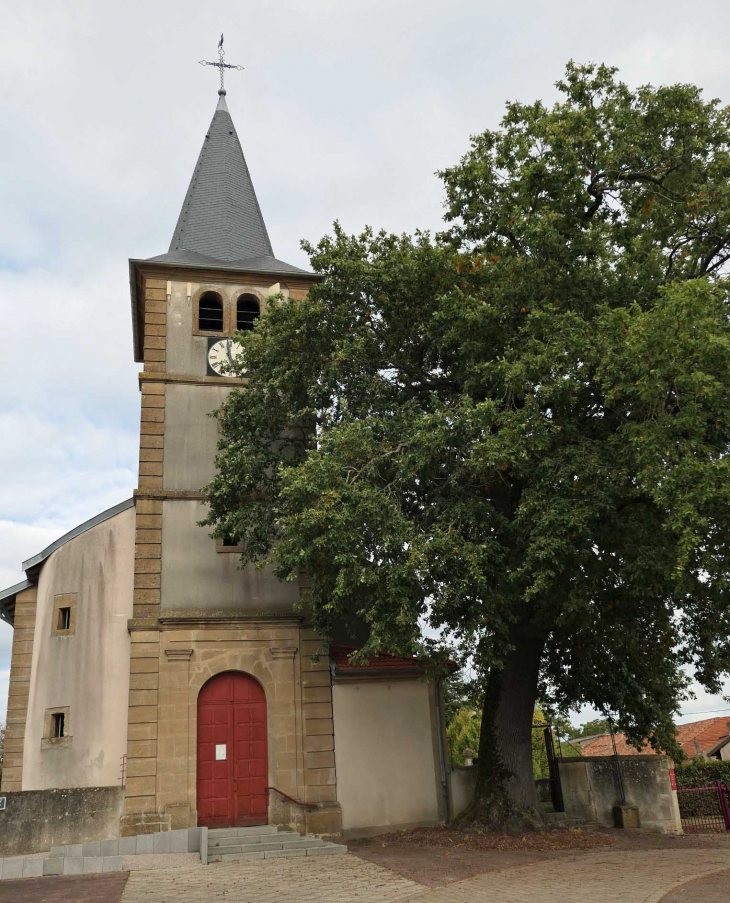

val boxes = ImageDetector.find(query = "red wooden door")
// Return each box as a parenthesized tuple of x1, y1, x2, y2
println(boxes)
(197, 672, 268, 828)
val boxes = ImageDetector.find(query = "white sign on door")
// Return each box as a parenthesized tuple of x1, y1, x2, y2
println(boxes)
(215, 744, 227, 761)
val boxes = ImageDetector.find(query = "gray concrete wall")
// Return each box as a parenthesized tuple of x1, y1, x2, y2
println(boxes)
(0, 787, 124, 856)
(558, 755, 682, 833)
(164, 383, 231, 490)
(332, 679, 441, 835)
(23, 508, 134, 790)
(160, 500, 300, 613)
(449, 766, 476, 818)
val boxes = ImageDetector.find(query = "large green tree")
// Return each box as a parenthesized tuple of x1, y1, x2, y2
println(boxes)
(203, 63, 730, 830)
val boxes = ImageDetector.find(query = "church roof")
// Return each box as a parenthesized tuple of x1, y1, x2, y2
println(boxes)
(130, 90, 316, 361)
(141, 249, 312, 278)
(329, 644, 427, 676)
(149, 91, 311, 276)
(0, 498, 134, 627)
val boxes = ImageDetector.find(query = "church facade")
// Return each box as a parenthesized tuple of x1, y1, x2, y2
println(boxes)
(0, 88, 449, 840)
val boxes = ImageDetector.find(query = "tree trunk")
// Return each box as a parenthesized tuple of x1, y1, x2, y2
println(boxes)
(456, 628, 546, 833)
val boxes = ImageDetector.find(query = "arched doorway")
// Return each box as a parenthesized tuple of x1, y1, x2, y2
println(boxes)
(197, 671, 268, 828)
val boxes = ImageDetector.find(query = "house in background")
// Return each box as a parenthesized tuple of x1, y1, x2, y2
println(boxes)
(577, 717, 730, 761)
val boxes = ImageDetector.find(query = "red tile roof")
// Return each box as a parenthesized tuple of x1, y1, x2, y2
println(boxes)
(329, 644, 426, 672)
(580, 716, 730, 759)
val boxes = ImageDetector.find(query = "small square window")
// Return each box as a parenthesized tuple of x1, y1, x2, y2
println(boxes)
(217, 534, 243, 554)
(42, 706, 71, 750)
(52, 593, 77, 636)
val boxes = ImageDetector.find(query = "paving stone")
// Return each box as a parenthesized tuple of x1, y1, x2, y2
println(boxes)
(219, 851, 265, 862)
(1, 859, 23, 880)
(188, 827, 203, 853)
(82, 841, 102, 857)
(153, 831, 172, 854)
(101, 839, 120, 856)
(135, 833, 154, 855)
(49, 845, 67, 857)
(22, 859, 44, 878)
(306, 844, 348, 855)
(42, 857, 64, 876)
(264, 848, 307, 858)
(103, 855, 124, 872)
(63, 857, 84, 875)
(170, 829, 189, 853)
(119, 835, 138, 855)
(65, 843, 84, 858)
(82, 855, 104, 873)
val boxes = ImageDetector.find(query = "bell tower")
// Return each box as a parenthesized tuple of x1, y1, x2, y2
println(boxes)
(121, 74, 340, 836)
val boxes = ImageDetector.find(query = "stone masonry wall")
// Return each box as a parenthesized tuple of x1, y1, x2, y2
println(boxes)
(558, 754, 682, 833)
(1, 586, 38, 792)
(0, 787, 123, 856)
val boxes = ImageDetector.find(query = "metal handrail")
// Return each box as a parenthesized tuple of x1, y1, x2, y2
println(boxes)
(265, 786, 318, 810)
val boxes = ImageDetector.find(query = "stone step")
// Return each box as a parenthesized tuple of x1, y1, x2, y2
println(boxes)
(209, 843, 347, 863)
(211, 839, 329, 855)
(208, 831, 300, 848)
(208, 825, 278, 839)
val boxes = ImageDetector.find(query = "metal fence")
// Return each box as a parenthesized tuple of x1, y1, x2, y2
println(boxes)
(676, 782, 730, 832)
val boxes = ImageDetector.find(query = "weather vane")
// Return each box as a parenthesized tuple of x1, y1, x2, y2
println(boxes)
(199, 34, 244, 92)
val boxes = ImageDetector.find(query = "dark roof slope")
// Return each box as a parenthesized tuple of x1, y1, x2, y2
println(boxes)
(142, 249, 313, 278)
(0, 579, 32, 627)
(168, 92, 274, 263)
(330, 644, 426, 674)
(0, 499, 134, 627)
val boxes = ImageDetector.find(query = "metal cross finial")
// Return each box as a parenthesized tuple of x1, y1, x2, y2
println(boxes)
(199, 34, 244, 93)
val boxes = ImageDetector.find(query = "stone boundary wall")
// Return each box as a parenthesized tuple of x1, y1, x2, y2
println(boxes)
(557, 754, 682, 833)
(449, 766, 477, 818)
(0, 787, 124, 856)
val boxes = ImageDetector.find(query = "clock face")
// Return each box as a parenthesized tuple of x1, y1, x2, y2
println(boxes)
(207, 338, 244, 376)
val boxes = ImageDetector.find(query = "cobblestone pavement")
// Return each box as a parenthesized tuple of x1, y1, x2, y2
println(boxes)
(120, 848, 730, 903)
(407, 850, 730, 903)
(121, 855, 421, 903)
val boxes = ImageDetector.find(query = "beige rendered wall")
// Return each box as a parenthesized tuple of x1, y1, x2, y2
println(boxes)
(163, 383, 231, 490)
(160, 500, 300, 614)
(23, 507, 135, 790)
(332, 678, 442, 834)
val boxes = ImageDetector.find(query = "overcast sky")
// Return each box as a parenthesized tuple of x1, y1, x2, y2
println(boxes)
(1, 0, 729, 730)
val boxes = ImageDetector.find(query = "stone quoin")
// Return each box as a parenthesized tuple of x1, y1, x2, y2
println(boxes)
(0, 74, 449, 853)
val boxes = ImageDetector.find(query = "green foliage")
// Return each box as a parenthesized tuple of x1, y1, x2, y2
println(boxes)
(575, 718, 612, 738)
(676, 758, 730, 788)
(448, 705, 558, 778)
(447, 707, 481, 766)
(443, 671, 483, 726)
(203, 62, 730, 812)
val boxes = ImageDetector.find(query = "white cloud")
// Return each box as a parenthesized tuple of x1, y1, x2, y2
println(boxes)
(2, 0, 730, 729)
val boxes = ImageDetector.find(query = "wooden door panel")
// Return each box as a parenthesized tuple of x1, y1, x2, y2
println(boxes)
(197, 672, 268, 828)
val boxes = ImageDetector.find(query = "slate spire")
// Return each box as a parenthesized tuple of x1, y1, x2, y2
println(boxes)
(168, 89, 274, 261)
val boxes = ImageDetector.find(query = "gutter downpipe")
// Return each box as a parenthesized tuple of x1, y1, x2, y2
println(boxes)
(434, 679, 450, 823)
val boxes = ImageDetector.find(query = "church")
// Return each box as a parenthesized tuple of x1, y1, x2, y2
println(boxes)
(0, 80, 450, 843)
